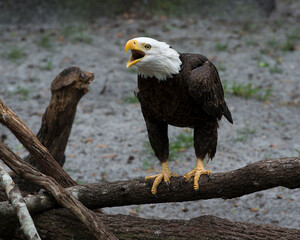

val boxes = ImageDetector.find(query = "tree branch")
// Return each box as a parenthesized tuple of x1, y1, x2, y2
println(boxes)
(0, 140, 118, 240)
(2, 208, 299, 240)
(0, 97, 76, 188)
(0, 162, 41, 240)
(6, 66, 95, 193)
(0, 157, 299, 219)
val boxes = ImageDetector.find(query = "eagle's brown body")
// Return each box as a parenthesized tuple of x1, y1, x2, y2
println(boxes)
(136, 53, 232, 163)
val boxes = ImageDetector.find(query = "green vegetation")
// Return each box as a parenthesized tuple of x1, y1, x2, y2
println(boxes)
(168, 131, 193, 160)
(235, 127, 256, 143)
(38, 34, 53, 49)
(16, 144, 24, 149)
(215, 42, 228, 52)
(241, 22, 259, 33)
(128, 68, 137, 74)
(40, 58, 53, 71)
(5, 47, 26, 63)
(257, 60, 269, 68)
(142, 159, 155, 170)
(144, 130, 193, 162)
(14, 85, 32, 100)
(269, 64, 282, 74)
(122, 95, 139, 104)
(216, 62, 226, 72)
(61, 24, 93, 44)
(256, 56, 283, 75)
(223, 81, 272, 101)
(147, 0, 184, 15)
(264, 30, 300, 53)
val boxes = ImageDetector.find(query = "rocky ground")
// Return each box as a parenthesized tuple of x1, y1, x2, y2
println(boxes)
(0, 0, 299, 230)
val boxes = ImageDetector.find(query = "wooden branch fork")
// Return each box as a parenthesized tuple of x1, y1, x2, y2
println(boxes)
(0, 67, 299, 240)
(0, 67, 117, 240)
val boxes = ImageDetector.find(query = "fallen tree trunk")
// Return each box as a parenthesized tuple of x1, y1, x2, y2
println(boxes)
(0, 157, 298, 219)
(3, 208, 299, 240)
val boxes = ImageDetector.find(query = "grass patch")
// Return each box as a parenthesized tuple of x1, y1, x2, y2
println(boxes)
(122, 95, 139, 104)
(216, 62, 226, 72)
(14, 85, 32, 100)
(269, 64, 282, 74)
(144, 130, 193, 162)
(38, 34, 53, 49)
(223, 81, 272, 101)
(60, 23, 93, 44)
(142, 159, 155, 171)
(40, 58, 53, 71)
(265, 31, 300, 53)
(128, 68, 137, 74)
(215, 42, 228, 52)
(241, 22, 259, 33)
(235, 127, 256, 143)
(256, 56, 283, 74)
(257, 60, 269, 68)
(5, 47, 26, 63)
(169, 131, 193, 160)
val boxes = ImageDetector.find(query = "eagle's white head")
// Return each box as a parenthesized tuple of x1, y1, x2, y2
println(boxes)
(125, 37, 182, 81)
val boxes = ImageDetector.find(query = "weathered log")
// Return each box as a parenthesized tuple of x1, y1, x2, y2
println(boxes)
(0, 98, 76, 188)
(3, 208, 299, 240)
(0, 140, 118, 240)
(1, 66, 94, 193)
(27, 66, 94, 169)
(0, 157, 298, 219)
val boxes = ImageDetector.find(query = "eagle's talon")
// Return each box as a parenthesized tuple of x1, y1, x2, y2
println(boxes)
(184, 159, 212, 190)
(179, 176, 186, 188)
(145, 162, 177, 195)
(164, 180, 172, 191)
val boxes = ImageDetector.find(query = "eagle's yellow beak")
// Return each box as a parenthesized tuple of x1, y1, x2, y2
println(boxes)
(125, 39, 145, 68)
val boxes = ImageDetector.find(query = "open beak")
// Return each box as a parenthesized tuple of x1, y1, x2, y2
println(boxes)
(125, 39, 145, 68)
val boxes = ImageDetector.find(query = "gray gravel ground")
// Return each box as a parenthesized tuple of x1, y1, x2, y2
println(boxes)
(0, 1, 299, 230)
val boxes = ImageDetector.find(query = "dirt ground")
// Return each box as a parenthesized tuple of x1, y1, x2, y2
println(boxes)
(0, 0, 299, 230)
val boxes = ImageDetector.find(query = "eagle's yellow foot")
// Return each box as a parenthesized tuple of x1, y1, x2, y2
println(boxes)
(184, 158, 212, 191)
(145, 162, 178, 194)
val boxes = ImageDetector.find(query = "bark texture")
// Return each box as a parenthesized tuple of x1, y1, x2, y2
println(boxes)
(8, 66, 94, 193)
(0, 97, 76, 188)
(27, 67, 94, 169)
(0, 157, 298, 219)
(3, 208, 299, 240)
(0, 140, 117, 240)
(0, 162, 40, 240)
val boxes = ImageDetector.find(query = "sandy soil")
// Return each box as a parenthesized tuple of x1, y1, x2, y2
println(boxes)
(0, 1, 299, 229)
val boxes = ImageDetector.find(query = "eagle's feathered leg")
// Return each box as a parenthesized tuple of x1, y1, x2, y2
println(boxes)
(184, 158, 211, 190)
(184, 120, 217, 190)
(143, 115, 178, 194)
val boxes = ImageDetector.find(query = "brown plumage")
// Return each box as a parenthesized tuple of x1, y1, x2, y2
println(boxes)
(125, 37, 232, 194)
(136, 53, 232, 164)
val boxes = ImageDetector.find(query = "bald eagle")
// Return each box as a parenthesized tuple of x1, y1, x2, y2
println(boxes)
(125, 37, 233, 194)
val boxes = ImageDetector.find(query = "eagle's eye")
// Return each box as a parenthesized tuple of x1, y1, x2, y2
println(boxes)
(144, 44, 151, 50)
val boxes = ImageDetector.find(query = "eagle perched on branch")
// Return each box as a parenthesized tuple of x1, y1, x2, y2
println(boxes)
(125, 37, 233, 194)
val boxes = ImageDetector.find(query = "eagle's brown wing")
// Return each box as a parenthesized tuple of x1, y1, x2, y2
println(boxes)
(188, 60, 233, 123)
